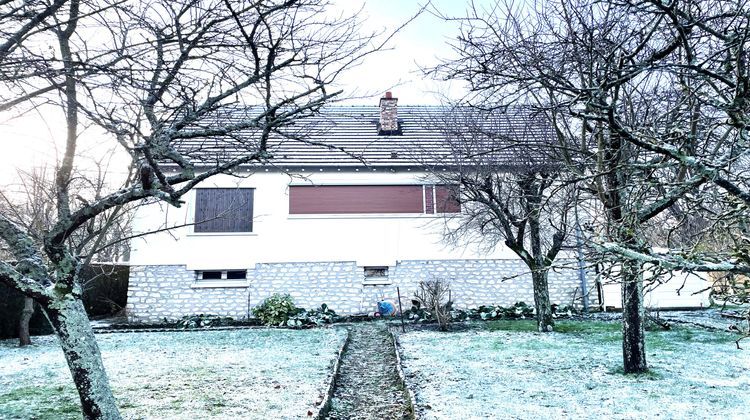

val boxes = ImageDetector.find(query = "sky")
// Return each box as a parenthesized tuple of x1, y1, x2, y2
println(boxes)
(0, 0, 489, 184)
(332, 0, 481, 105)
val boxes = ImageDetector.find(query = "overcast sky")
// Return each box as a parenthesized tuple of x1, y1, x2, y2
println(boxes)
(0, 0, 486, 183)
(332, 0, 479, 105)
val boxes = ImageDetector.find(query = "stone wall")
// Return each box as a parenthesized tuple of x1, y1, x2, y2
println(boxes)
(127, 265, 250, 322)
(126, 259, 593, 322)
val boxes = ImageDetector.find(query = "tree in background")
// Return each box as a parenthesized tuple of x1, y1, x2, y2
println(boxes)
(433, 0, 750, 373)
(421, 107, 578, 332)
(1, 163, 133, 346)
(0, 0, 403, 417)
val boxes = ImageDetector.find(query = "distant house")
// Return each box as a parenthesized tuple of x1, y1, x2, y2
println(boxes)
(126, 93, 592, 322)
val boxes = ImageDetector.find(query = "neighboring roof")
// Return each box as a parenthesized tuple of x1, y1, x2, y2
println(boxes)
(172, 105, 558, 168)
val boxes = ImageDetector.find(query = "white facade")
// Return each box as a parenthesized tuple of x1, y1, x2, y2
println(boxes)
(601, 272, 711, 309)
(129, 169, 517, 270)
(127, 167, 707, 320)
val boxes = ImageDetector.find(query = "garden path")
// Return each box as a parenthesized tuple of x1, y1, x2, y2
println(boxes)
(324, 322, 411, 420)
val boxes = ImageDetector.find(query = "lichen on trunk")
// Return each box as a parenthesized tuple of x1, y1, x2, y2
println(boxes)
(621, 259, 647, 373)
(42, 295, 121, 419)
(532, 270, 554, 332)
(18, 296, 34, 346)
(525, 187, 556, 333)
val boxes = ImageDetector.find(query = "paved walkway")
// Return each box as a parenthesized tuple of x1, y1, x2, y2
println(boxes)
(324, 322, 411, 420)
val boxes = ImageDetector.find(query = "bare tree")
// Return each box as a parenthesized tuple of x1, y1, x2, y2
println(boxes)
(414, 278, 452, 331)
(421, 107, 577, 332)
(0, 0, 401, 417)
(431, 0, 750, 373)
(1, 164, 133, 347)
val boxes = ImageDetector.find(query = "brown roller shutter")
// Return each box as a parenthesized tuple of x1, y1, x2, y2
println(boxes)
(289, 185, 424, 214)
(435, 185, 461, 213)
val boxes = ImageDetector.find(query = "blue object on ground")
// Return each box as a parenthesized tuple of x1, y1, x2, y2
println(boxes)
(377, 301, 396, 316)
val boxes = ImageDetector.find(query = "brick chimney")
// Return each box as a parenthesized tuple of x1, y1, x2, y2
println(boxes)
(378, 91, 400, 135)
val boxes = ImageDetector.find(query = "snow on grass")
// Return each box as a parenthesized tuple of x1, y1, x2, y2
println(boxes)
(397, 321, 750, 419)
(0, 327, 347, 419)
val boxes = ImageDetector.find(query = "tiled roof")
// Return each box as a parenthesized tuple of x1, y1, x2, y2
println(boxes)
(173, 105, 558, 168)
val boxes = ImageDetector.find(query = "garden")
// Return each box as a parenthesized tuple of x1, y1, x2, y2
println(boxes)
(396, 319, 750, 418)
(2, 290, 749, 419)
(0, 327, 347, 419)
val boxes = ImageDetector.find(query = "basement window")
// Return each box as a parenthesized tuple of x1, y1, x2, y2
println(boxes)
(364, 267, 388, 278)
(197, 270, 247, 280)
(200, 270, 223, 280)
(227, 270, 247, 280)
(193, 269, 250, 289)
(363, 266, 391, 285)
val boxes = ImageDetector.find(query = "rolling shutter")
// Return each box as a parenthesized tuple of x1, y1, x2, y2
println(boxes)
(194, 188, 254, 232)
(289, 185, 424, 214)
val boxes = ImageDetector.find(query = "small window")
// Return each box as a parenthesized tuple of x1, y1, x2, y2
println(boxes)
(226, 270, 247, 280)
(364, 267, 388, 278)
(197, 270, 248, 281)
(201, 271, 222, 280)
(363, 266, 390, 285)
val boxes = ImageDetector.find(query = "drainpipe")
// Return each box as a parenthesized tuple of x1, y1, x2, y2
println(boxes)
(575, 206, 589, 312)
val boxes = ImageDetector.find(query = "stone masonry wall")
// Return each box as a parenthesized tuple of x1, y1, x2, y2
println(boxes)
(127, 265, 250, 322)
(126, 259, 593, 322)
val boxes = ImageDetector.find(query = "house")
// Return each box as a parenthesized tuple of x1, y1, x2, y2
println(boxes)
(125, 93, 592, 322)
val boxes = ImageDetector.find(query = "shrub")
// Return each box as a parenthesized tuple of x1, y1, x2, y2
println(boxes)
(286, 304, 340, 328)
(414, 279, 453, 331)
(178, 314, 234, 329)
(472, 302, 534, 320)
(407, 301, 542, 324)
(253, 294, 302, 326)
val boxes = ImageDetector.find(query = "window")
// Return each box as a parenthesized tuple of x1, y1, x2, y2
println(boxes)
(364, 266, 388, 278)
(363, 266, 390, 285)
(434, 185, 461, 213)
(290, 185, 423, 214)
(226, 270, 247, 280)
(200, 270, 222, 280)
(194, 188, 254, 232)
(197, 270, 247, 281)
(288, 185, 460, 215)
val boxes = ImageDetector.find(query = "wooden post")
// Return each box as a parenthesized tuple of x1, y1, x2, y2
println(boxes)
(397, 287, 406, 333)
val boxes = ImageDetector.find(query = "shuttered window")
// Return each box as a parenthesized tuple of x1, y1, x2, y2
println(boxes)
(289, 185, 460, 214)
(194, 188, 254, 232)
(435, 185, 461, 213)
(289, 185, 424, 214)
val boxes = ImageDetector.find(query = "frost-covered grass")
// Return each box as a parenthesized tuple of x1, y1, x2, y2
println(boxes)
(398, 321, 750, 419)
(0, 327, 347, 419)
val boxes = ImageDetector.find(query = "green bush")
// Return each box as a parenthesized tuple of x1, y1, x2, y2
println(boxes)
(177, 314, 234, 329)
(407, 301, 538, 323)
(472, 302, 534, 320)
(253, 294, 302, 326)
(287, 304, 340, 328)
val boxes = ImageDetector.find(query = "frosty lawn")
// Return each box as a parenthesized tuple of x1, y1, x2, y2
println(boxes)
(397, 321, 750, 418)
(0, 328, 347, 419)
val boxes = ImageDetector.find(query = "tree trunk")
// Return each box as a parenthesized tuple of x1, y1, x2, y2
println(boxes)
(621, 259, 647, 373)
(600, 128, 648, 374)
(524, 183, 555, 333)
(42, 296, 121, 419)
(532, 269, 554, 332)
(18, 297, 34, 346)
